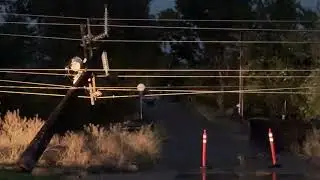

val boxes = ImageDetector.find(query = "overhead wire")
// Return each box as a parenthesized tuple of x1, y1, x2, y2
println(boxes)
(0, 79, 281, 90)
(0, 70, 319, 78)
(0, 85, 314, 93)
(1, 33, 320, 44)
(0, 12, 317, 23)
(0, 79, 70, 87)
(0, 68, 320, 72)
(1, 21, 320, 33)
(0, 86, 316, 99)
(0, 12, 88, 20)
(0, 90, 70, 97)
(0, 14, 318, 98)
(0, 70, 70, 76)
(105, 75, 320, 78)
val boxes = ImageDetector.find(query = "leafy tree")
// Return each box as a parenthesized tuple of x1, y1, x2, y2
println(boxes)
(244, 0, 318, 117)
(0, 0, 162, 129)
(174, 0, 254, 109)
(0, 0, 39, 68)
(155, 9, 205, 87)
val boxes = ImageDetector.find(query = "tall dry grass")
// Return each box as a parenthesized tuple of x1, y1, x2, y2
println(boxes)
(301, 128, 320, 158)
(0, 110, 161, 169)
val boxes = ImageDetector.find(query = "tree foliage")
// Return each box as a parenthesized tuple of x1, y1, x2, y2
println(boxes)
(1, 0, 320, 122)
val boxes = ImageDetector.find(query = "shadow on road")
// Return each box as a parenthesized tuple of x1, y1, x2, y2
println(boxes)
(144, 100, 252, 171)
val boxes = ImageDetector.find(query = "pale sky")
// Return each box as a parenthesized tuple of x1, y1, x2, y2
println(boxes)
(150, 0, 318, 15)
(150, 0, 175, 15)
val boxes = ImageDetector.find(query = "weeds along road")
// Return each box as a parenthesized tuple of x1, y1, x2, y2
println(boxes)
(143, 98, 252, 171)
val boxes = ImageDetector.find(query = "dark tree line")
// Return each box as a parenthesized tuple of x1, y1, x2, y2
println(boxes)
(0, 0, 320, 131)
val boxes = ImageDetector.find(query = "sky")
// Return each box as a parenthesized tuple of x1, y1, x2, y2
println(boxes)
(150, 0, 318, 15)
(150, 0, 175, 15)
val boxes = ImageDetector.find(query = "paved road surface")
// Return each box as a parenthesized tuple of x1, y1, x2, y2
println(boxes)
(66, 99, 319, 179)
(144, 99, 251, 171)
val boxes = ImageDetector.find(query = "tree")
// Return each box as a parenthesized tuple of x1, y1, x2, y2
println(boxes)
(0, 0, 163, 129)
(0, 0, 39, 68)
(155, 9, 205, 87)
(174, 0, 254, 109)
(244, 0, 318, 117)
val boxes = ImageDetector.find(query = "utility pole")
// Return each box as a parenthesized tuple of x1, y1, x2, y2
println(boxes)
(17, 6, 109, 173)
(137, 83, 146, 121)
(239, 32, 244, 119)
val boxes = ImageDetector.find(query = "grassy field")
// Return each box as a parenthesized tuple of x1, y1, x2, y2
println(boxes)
(0, 110, 162, 172)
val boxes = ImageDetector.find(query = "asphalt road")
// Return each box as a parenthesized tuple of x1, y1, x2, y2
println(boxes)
(62, 99, 319, 179)
(144, 99, 252, 171)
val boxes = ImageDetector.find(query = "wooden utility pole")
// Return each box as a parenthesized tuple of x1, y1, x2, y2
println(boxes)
(239, 32, 244, 118)
(17, 24, 92, 173)
(17, 7, 109, 172)
(16, 72, 90, 172)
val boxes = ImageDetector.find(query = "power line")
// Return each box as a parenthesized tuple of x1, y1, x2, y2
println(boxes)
(0, 85, 313, 92)
(0, 68, 319, 72)
(0, 70, 319, 78)
(2, 21, 320, 33)
(0, 86, 315, 99)
(0, 79, 257, 90)
(0, 89, 313, 99)
(0, 12, 87, 20)
(101, 75, 320, 78)
(99, 24, 320, 32)
(1, 70, 319, 78)
(1, 12, 317, 23)
(1, 33, 320, 44)
(0, 81, 301, 89)
(0, 21, 81, 26)
(0, 70, 70, 76)
(0, 33, 80, 41)
(97, 90, 316, 99)
(0, 79, 70, 87)
(0, 90, 69, 97)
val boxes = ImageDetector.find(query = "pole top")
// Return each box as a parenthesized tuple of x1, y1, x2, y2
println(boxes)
(137, 83, 146, 92)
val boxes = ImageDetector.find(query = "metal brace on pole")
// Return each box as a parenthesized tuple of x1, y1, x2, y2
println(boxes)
(101, 51, 109, 76)
(88, 75, 101, 105)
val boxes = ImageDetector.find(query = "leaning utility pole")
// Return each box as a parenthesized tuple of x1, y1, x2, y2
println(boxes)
(17, 6, 109, 172)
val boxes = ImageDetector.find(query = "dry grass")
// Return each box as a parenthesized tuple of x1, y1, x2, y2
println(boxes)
(0, 110, 162, 169)
(301, 128, 320, 158)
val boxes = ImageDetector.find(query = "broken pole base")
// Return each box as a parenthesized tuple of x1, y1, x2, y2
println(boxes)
(16, 72, 89, 173)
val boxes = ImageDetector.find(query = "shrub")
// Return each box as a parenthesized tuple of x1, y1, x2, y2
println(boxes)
(301, 128, 320, 158)
(0, 110, 161, 169)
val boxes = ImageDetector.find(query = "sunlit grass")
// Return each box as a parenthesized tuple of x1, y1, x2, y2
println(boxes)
(0, 110, 162, 170)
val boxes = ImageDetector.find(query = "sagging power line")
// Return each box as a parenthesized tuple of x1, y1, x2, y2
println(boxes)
(0, 70, 319, 78)
(1, 78, 311, 89)
(0, 86, 316, 98)
(1, 68, 320, 72)
(1, 33, 320, 44)
(0, 12, 318, 23)
(0, 85, 314, 92)
(1, 21, 320, 33)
